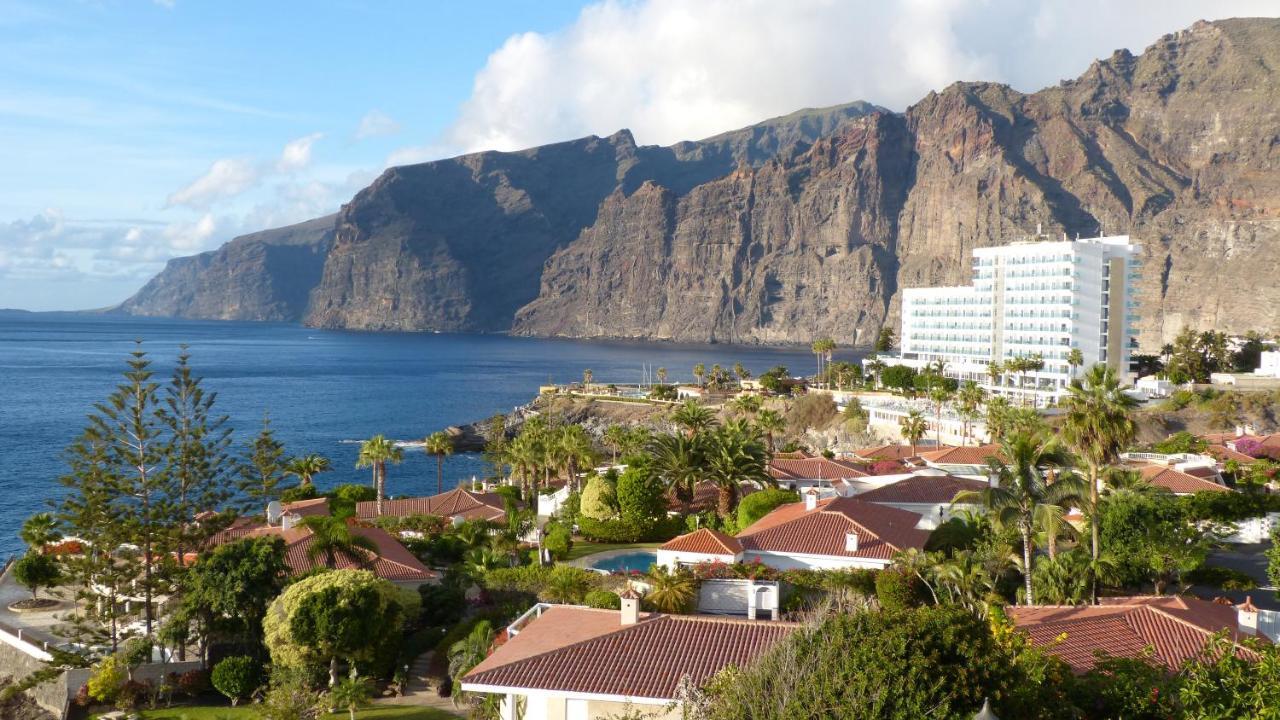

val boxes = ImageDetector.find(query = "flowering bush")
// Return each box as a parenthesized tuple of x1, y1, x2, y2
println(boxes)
(1234, 437, 1263, 458)
(870, 460, 903, 475)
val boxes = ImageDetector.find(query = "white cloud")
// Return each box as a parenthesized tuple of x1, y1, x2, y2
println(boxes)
(447, 0, 1280, 152)
(166, 133, 323, 209)
(165, 158, 259, 209)
(276, 132, 323, 173)
(355, 110, 402, 140)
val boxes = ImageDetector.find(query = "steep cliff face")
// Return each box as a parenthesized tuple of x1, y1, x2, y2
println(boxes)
(516, 18, 1280, 345)
(117, 215, 335, 321)
(513, 112, 911, 344)
(120, 19, 1280, 346)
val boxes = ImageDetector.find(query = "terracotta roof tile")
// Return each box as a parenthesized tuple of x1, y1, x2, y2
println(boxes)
(281, 497, 331, 517)
(660, 528, 743, 555)
(1206, 445, 1261, 465)
(1137, 464, 1229, 494)
(856, 473, 987, 505)
(464, 607, 797, 700)
(768, 457, 867, 480)
(210, 522, 438, 583)
(918, 444, 1005, 465)
(355, 486, 508, 522)
(1008, 596, 1261, 673)
(736, 497, 929, 560)
(852, 444, 925, 462)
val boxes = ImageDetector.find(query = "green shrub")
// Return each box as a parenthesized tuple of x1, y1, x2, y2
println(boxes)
(211, 656, 260, 706)
(12, 552, 60, 600)
(577, 515, 683, 543)
(584, 590, 621, 609)
(874, 569, 920, 611)
(543, 521, 573, 560)
(580, 473, 619, 521)
(1184, 564, 1258, 591)
(737, 489, 799, 529)
(86, 655, 127, 703)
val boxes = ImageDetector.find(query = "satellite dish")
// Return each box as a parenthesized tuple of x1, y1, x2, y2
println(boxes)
(266, 500, 283, 526)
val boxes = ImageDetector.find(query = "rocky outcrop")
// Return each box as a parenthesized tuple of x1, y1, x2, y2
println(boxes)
(121, 19, 1280, 346)
(116, 215, 335, 321)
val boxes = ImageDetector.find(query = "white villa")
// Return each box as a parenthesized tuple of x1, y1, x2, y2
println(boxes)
(658, 492, 930, 571)
(869, 235, 1141, 406)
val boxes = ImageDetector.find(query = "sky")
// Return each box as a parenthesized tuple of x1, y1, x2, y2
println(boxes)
(3, 0, 1278, 311)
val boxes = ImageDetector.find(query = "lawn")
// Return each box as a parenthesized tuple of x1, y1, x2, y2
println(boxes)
(93, 706, 459, 719)
(562, 541, 663, 562)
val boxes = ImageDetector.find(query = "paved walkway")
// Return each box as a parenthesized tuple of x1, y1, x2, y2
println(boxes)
(372, 650, 464, 716)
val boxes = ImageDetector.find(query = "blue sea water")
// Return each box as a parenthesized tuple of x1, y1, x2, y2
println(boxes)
(0, 312, 832, 558)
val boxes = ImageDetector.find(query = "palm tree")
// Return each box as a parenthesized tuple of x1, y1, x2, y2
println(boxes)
(955, 381, 985, 446)
(582, 368, 593, 388)
(425, 432, 454, 494)
(730, 394, 762, 418)
(954, 431, 1086, 605)
(355, 435, 403, 516)
(1102, 467, 1165, 498)
(670, 400, 717, 438)
(656, 367, 668, 384)
(448, 620, 496, 708)
(703, 424, 772, 519)
(754, 409, 785, 455)
(986, 360, 1004, 390)
(283, 453, 331, 488)
(733, 362, 749, 389)
(20, 513, 62, 550)
(928, 385, 953, 448)
(811, 338, 835, 386)
(1066, 348, 1084, 381)
(327, 677, 373, 720)
(603, 425, 629, 464)
(1033, 502, 1076, 561)
(645, 566, 698, 613)
(692, 363, 706, 388)
(299, 516, 379, 569)
(866, 358, 887, 389)
(648, 433, 703, 512)
(557, 425, 595, 491)
(899, 410, 928, 457)
(1060, 363, 1138, 603)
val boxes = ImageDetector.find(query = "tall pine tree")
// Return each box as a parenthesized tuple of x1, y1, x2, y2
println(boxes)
(238, 413, 286, 511)
(87, 342, 169, 636)
(158, 346, 233, 565)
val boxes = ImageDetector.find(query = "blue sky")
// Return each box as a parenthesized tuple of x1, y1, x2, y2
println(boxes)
(3, 0, 1277, 311)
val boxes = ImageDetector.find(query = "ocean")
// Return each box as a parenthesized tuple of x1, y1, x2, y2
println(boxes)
(0, 312, 835, 558)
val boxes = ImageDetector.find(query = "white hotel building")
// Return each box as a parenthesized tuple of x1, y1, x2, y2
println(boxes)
(873, 235, 1141, 406)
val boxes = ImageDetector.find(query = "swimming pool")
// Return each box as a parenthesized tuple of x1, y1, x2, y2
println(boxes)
(588, 551, 658, 574)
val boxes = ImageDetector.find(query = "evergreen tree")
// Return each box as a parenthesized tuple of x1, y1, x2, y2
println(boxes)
(56, 429, 140, 654)
(90, 342, 167, 636)
(239, 414, 286, 510)
(158, 346, 233, 570)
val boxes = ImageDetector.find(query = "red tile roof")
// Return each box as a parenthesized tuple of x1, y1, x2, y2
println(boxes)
(768, 457, 867, 481)
(1137, 464, 1229, 494)
(355, 486, 508, 522)
(463, 606, 797, 700)
(918, 444, 1005, 465)
(736, 497, 930, 561)
(851, 444, 926, 462)
(211, 521, 438, 583)
(1206, 445, 1262, 465)
(281, 497, 331, 518)
(660, 528, 743, 555)
(856, 473, 988, 505)
(1008, 596, 1261, 673)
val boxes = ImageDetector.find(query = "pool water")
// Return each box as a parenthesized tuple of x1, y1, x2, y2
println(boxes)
(588, 551, 659, 574)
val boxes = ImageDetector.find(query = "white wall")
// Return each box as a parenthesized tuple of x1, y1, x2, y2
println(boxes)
(656, 549, 738, 570)
(743, 550, 890, 571)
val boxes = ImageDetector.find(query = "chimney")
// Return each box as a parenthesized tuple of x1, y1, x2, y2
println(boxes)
(619, 585, 641, 625)
(804, 488, 819, 511)
(845, 531, 859, 552)
(1238, 596, 1259, 636)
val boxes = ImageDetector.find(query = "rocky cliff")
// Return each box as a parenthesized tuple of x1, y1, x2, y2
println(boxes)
(118, 214, 335, 321)
(121, 19, 1280, 346)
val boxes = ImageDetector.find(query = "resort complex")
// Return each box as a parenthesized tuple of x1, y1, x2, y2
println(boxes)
(872, 235, 1141, 407)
